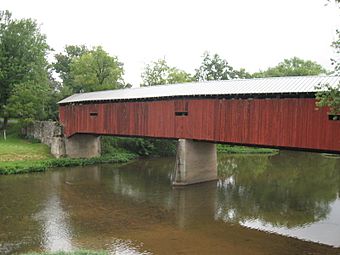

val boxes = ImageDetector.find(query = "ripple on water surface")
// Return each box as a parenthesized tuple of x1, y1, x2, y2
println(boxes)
(0, 151, 340, 254)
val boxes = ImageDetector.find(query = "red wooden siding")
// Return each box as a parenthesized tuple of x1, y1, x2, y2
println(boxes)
(59, 98, 340, 153)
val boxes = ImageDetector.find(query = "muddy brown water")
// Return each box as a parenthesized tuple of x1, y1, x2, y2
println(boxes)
(1, 151, 340, 254)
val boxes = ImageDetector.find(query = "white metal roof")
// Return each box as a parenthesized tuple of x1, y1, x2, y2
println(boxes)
(58, 76, 340, 104)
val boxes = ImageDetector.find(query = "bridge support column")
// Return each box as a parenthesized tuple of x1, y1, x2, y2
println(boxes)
(65, 134, 101, 158)
(173, 139, 217, 186)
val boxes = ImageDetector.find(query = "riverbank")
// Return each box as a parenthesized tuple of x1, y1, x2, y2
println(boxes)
(0, 123, 137, 175)
(217, 144, 278, 154)
(21, 251, 107, 255)
(0, 122, 276, 175)
(0, 153, 137, 175)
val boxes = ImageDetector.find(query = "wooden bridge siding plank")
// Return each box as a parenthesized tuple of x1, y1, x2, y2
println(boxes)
(248, 100, 257, 145)
(168, 100, 176, 138)
(269, 99, 278, 146)
(229, 100, 236, 142)
(208, 100, 216, 141)
(313, 102, 324, 149)
(223, 100, 232, 143)
(200, 100, 208, 140)
(204, 99, 214, 140)
(195, 99, 204, 140)
(213, 100, 221, 142)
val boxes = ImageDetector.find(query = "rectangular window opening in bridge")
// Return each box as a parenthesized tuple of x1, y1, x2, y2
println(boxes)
(328, 115, 340, 121)
(175, 111, 188, 116)
(90, 112, 98, 117)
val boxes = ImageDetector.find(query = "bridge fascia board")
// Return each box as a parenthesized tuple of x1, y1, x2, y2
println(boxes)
(58, 92, 316, 106)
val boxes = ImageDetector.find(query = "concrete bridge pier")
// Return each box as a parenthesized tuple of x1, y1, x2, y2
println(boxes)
(65, 134, 101, 158)
(173, 139, 217, 186)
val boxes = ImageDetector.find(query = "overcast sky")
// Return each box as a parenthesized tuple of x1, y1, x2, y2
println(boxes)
(2, 0, 340, 86)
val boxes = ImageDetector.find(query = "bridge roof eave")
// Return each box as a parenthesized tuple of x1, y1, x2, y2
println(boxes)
(58, 76, 340, 105)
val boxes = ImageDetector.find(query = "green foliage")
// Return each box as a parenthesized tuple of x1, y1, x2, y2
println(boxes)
(331, 30, 340, 75)
(315, 13, 339, 114)
(141, 59, 193, 86)
(194, 51, 251, 81)
(101, 136, 176, 157)
(217, 144, 278, 154)
(217, 152, 340, 228)
(0, 153, 137, 175)
(53, 45, 89, 88)
(6, 80, 53, 126)
(0, 11, 51, 135)
(70, 46, 125, 93)
(253, 57, 326, 78)
(316, 82, 340, 116)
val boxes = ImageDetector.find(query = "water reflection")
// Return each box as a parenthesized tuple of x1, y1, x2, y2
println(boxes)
(34, 172, 74, 252)
(216, 151, 340, 246)
(108, 239, 151, 255)
(1, 151, 340, 254)
(216, 152, 339, 228)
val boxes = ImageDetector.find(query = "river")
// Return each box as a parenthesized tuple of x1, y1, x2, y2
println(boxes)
(0, 151, 340, 254)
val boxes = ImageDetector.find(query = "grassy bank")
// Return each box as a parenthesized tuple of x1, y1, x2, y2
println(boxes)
(0, 122, 137, 175)
(21, 251, 107, 255)
(0, 121, 276, 175)
(0, 153, 137, 175)
(0, 123, 52, 162)
(217, 144, 278, 154)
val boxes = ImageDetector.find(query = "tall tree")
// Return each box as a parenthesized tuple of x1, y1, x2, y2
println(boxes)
(330, 30, 340, 75)
(194, 52, 251, 81)
(69, 46, 125, 93)
(53, 45, 89, 88)
(0, 11, 50, 138)
(141, 59, 193, 86)
(316, 4, 340, 116)
(253, 57, 326, 78)
(6, 81, 52, 125)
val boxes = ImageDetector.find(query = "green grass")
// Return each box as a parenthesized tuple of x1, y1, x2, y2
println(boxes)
(21, 250, 108, 255)
(217, 144, 278, 154)
(0, 121, 137, 175)
(0, 136, 52, 161)
(0, 153, 137, 175)
(0, 121, 52, 162)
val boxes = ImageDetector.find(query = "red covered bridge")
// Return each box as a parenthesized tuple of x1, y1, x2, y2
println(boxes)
(59, 76, 340, 154)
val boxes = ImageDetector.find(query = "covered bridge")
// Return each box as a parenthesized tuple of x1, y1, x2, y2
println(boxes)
(59, 76, 340, 154)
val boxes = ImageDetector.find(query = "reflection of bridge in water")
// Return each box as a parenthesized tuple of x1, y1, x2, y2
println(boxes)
(3, 152, 339, 254)
(51, 152, 340, 247)
(58, 76, 340, 185)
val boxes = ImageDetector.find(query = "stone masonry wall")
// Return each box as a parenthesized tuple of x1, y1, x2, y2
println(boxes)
(24, 121, 66, 158)
(24, 121, 63, 146)
(23, 121, 100, 159)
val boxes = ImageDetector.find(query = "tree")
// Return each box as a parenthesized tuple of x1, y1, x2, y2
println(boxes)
(315, 2, 340, 116)
(53, 45, 89, 88)
(0, 11, 50, 138)
(330, 30, 340, 75)
(6, 81, 52, 126)
(141, 59, 193, 86)
(69, 46, 125, 93)
(136, 58, 191, 156)
(194, 52, 251, 81)
(253, 57, 327, 78)
(316, 33, 340, 116)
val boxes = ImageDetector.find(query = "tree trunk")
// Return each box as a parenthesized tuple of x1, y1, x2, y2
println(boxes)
(3, 116, 8, 140)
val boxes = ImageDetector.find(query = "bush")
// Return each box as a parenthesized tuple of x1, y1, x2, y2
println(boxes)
(0, 153, 137, 175)
(101, 136, 176, 157)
